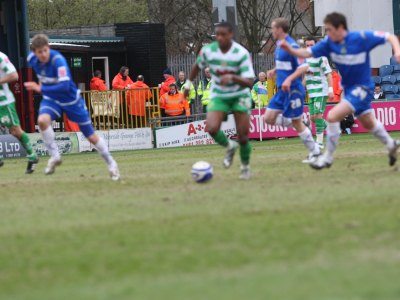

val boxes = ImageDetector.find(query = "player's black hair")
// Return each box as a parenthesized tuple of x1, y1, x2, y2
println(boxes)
(94, 70, 102, 77)
(324, 12, 348, 30)
(375, 83, 381, 87)
(215, 22, 234, 33)
(137, 75, 144, 81)
(305, 36, 317, 43)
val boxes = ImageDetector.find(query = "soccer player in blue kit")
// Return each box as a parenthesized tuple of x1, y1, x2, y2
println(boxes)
(24, 34, 120, 180)
(264, 18, 321, 162)
(281, 12, 400, 169)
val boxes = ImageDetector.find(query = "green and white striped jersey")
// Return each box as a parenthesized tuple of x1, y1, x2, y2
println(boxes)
(305, 56, 332, 98)
(0, 52, 17, 106)
(196, 41, 255, 98)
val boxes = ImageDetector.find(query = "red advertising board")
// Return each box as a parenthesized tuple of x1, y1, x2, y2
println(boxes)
(249, 101, 400, 139)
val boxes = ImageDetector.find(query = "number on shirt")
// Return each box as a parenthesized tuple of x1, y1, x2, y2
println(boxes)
(290, 98, 302, 109)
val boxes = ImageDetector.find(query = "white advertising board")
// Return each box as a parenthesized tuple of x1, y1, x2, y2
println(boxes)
(155, 115, 236, 148)
(77, 128, 153, 152)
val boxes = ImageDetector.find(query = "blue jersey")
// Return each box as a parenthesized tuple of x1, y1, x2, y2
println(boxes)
(310, 31, 388, 89)
(275, 35, 306, 88)
(27, 49, 80, 104)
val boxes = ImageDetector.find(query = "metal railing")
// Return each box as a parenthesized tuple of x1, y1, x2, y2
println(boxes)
(81, 87, 161, 130)
(149, 113, 206, 128)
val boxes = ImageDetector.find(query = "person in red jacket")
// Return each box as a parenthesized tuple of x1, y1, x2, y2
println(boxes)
(90, 70, 108, 91)
(112, 66, 134, 90)
(159, 67, 176, 96)
(331, 69, 343, 103)
(127, 75, 152, 127)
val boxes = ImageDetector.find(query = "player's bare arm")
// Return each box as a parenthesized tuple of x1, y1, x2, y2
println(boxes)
(280, 40, 312, 58)
(281, 65, 308, 92)
(326, 73, 334, 100)
(220, 74, 253, 88)
(387, 34, 400, 63)
(0, 71, 18, 85)
(24, 81, 41, 93)
(184, 64, 200, 98)
(267, 68, 276, 79)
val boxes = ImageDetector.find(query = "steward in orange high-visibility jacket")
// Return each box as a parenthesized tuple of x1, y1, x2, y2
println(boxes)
(159, 83, 190, 117)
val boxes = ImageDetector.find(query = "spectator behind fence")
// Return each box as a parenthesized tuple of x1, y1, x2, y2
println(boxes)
(177, 70, 196, 113)
(332, 69, 343, 102)
(127, 75, 152, 126)
(374, 84, 385, 100)
(112, 66, 134, 90)
(251, 72, 268, 108)
(90, 70, 107, 91)
(159, 67, 176, 96)
(197, 67, 212, 112)
(159, 83, 190, 117)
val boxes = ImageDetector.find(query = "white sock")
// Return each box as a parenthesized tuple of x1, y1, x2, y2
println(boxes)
(275, 114, 293, 128)
(299, 127, 320, 155)
(41, 126, 60, 159)
(371, 122, 395, 150)
(326, 122, 341, 161)
(94, 137, 115, 166)
(316, 133, 324, 145)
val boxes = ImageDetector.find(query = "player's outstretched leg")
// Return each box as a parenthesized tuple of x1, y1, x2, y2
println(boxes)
(206, 111, 238, 168)
(310, 101, 351, 170)
(87, 134, 120, 181)
(9, 126, 39, 174)
(315, 117, 327, 148)
(39, 115, 62, 175)
(360, 114, 400, 166)
(40, 125, 62, 175)
(292, 118, 321, 163)
(234, 112, 251, 180)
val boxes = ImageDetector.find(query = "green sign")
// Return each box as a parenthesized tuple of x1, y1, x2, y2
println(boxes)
(73, 57, 82, 68)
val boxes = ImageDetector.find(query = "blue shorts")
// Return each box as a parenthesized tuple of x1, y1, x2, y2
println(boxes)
(267, 85, 306, 119)
(343, 86, 374, 116)
(39, 98, 95, 137)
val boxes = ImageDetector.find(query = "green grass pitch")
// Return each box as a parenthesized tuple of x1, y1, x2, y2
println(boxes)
(0, 133, 400, 300)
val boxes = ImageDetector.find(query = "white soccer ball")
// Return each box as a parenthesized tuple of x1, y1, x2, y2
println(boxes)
(191, 161, 213, 183)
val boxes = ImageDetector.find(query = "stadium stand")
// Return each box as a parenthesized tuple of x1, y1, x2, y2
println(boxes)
(381, 75, 397, 85)
(379, 65, 394, 76)
(382, 84, 398, 95)
(386, 94, 400, 99)
(393, 65, 400, 74)
(390, 56, 399, 65)
(372, 76, 382, 84)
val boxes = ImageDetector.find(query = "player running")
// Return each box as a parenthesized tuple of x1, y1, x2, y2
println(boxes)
(281, 12, 400, 169)
(24, 34, 120, 180)
(0, 51, 38, 173)
(263, 18, 321, 162)
(184, 22, 255, 180)
(304, 36, 334, 149)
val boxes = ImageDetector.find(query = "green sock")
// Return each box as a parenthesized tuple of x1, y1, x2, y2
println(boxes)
(211, 130, 229, 147)
(315, 118, 326, 135)
(19, 132, 34, 156)
(240, 142, 252, 165)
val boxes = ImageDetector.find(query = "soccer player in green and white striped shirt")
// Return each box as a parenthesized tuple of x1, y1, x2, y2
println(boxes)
(184, 22, 255, 180)
(304, 36, 334, 147)
(0, 51, 38, 173)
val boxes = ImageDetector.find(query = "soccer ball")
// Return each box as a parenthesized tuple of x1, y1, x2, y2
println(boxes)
(191, 161, 213, 183)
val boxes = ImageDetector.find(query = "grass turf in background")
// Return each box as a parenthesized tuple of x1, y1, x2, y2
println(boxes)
(0, 133, 399, 300)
